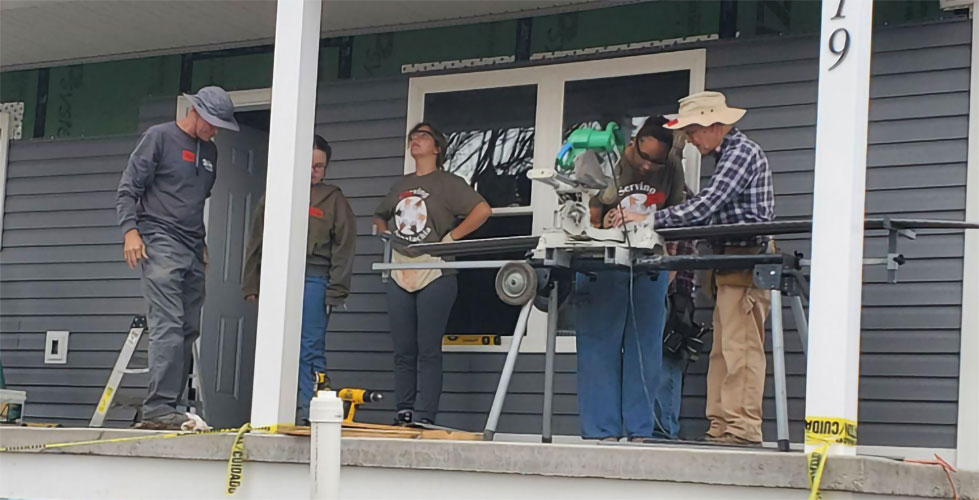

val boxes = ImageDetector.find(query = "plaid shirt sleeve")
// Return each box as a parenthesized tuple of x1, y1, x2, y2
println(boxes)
(654, 138, 761, 228)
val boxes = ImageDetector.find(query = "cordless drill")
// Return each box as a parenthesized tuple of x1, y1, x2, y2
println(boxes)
(314, 371, 382, 423)
(338, 388, 383, 423)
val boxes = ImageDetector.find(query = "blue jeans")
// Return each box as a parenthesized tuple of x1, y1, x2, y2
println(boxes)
(653, 354, 685, 439)
(297, 275, 331, 422)
(574, 270, 669, 439)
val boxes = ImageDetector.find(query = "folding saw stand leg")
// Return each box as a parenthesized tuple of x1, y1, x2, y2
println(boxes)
(483, 301, 534, 441)
(770, 291, 791, 451)
(542, 281, 559, 444)
(755, 262, 810, 451)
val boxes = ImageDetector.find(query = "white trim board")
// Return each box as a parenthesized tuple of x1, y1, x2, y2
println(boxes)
(406, 49, 707, 353)
(0, 111, 12, 249)
(956, 6, 979, 473)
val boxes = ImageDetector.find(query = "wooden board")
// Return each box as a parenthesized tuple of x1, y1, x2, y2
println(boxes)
(277, 421, 482, 441)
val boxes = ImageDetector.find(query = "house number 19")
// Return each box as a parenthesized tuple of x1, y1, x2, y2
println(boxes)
(828, 0, 850, 70)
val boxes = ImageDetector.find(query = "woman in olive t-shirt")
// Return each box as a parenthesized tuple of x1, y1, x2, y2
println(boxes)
(373, 122, 491, 426)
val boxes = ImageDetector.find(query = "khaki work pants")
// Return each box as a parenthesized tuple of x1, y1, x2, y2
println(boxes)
(704, 270, 771, 443)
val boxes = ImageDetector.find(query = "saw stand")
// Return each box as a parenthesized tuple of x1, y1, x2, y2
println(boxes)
(482, 251, 811, 450)
(376, 236, 811, 450)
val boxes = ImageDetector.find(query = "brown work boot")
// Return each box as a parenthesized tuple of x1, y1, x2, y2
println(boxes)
(712, 432, 762, 447)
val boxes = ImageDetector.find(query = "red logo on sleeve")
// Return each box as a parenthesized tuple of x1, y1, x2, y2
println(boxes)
(182, 150, 196, 162)
(646, 192, 667, 207)
(309, 207, 324, 218)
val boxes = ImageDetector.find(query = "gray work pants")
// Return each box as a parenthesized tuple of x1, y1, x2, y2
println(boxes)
(139, 232, 205, 419)
(387, 275, 457, 422)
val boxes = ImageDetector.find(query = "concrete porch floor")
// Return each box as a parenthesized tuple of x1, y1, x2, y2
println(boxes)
(0, 427, 975, 499)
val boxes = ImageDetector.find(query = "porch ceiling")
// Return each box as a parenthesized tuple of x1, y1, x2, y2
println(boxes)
(0, 0, 617, 70)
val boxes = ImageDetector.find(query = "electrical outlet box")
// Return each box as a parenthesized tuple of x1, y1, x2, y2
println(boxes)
(44, 331, 69, 364)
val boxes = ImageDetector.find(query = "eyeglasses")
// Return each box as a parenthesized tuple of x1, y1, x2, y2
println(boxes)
(634, 138, 665, 165)
(312, 164, 327, 171)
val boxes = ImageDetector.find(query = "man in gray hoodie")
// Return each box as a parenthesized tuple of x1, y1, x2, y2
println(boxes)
(116, 86, 239, 429)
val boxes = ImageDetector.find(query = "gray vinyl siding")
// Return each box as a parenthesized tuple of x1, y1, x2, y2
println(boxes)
(699, 19, 970, 448)
(325, 20, 972, 447)
(0, 19, 970, 447)
(0, 136, 147, 426)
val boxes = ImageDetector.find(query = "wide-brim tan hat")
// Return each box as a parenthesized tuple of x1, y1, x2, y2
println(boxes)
(664, 91, 745, 130)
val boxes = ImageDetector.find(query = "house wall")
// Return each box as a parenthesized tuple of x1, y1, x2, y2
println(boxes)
(0, 136, 146, 426)
(0, 18, 972, 450)
(321, 19, 973, 449)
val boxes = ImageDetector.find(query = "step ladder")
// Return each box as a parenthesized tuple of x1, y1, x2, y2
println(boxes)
(89, 315, 203, 427)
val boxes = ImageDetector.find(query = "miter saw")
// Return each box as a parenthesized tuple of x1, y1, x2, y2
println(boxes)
(526, 122, 667, 267)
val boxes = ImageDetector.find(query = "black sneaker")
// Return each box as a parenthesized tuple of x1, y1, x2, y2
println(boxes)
(394, 409, 413, 426)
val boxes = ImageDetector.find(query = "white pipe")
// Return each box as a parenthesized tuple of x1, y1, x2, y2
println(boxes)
(309, 391, 344, 500)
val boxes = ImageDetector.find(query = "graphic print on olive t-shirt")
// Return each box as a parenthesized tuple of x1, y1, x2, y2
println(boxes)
(394, 188, 432, 243)
(617, 182, 666, 215)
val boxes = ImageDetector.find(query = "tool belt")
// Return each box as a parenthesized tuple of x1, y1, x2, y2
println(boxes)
(663, 294, 708, 361)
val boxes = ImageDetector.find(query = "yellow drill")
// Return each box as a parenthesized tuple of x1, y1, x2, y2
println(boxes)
(337, 388, 383, 423)
(314, 372, 383, 423)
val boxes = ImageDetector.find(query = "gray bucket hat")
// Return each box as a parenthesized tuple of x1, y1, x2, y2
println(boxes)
(184, 86, 239, 131)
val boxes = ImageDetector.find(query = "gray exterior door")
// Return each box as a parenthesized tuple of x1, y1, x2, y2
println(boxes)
(199, 124, 268, 427)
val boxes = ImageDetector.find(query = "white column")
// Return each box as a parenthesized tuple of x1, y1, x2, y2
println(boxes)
(956, 4, 979, 472)
(526, 74, 565, 353)
(250, 0, 322, 427)
(804, 0, 874, 455)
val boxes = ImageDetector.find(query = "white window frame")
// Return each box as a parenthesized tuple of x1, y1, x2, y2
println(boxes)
(406, 49, 706, 353)
(0, 111, 12, 249)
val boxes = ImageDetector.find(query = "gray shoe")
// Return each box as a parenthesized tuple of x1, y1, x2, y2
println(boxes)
(133, 412, 190, 431)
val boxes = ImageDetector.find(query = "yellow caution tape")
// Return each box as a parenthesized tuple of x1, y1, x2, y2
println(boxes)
(226, 424, 251, 496)
(805, 416, 857, 500)
(0, 422, 283, 497)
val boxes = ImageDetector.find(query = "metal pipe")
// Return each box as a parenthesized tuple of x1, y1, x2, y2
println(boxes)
(373, 260, 520, 271)
(770, 290, 790, 452)
(789, 295, 810, 358)
(542, 282, 559, 444)
(483, 301, 534, 441)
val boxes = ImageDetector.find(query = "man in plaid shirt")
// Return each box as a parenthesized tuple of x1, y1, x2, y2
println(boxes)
(655, 91, 774, 446)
